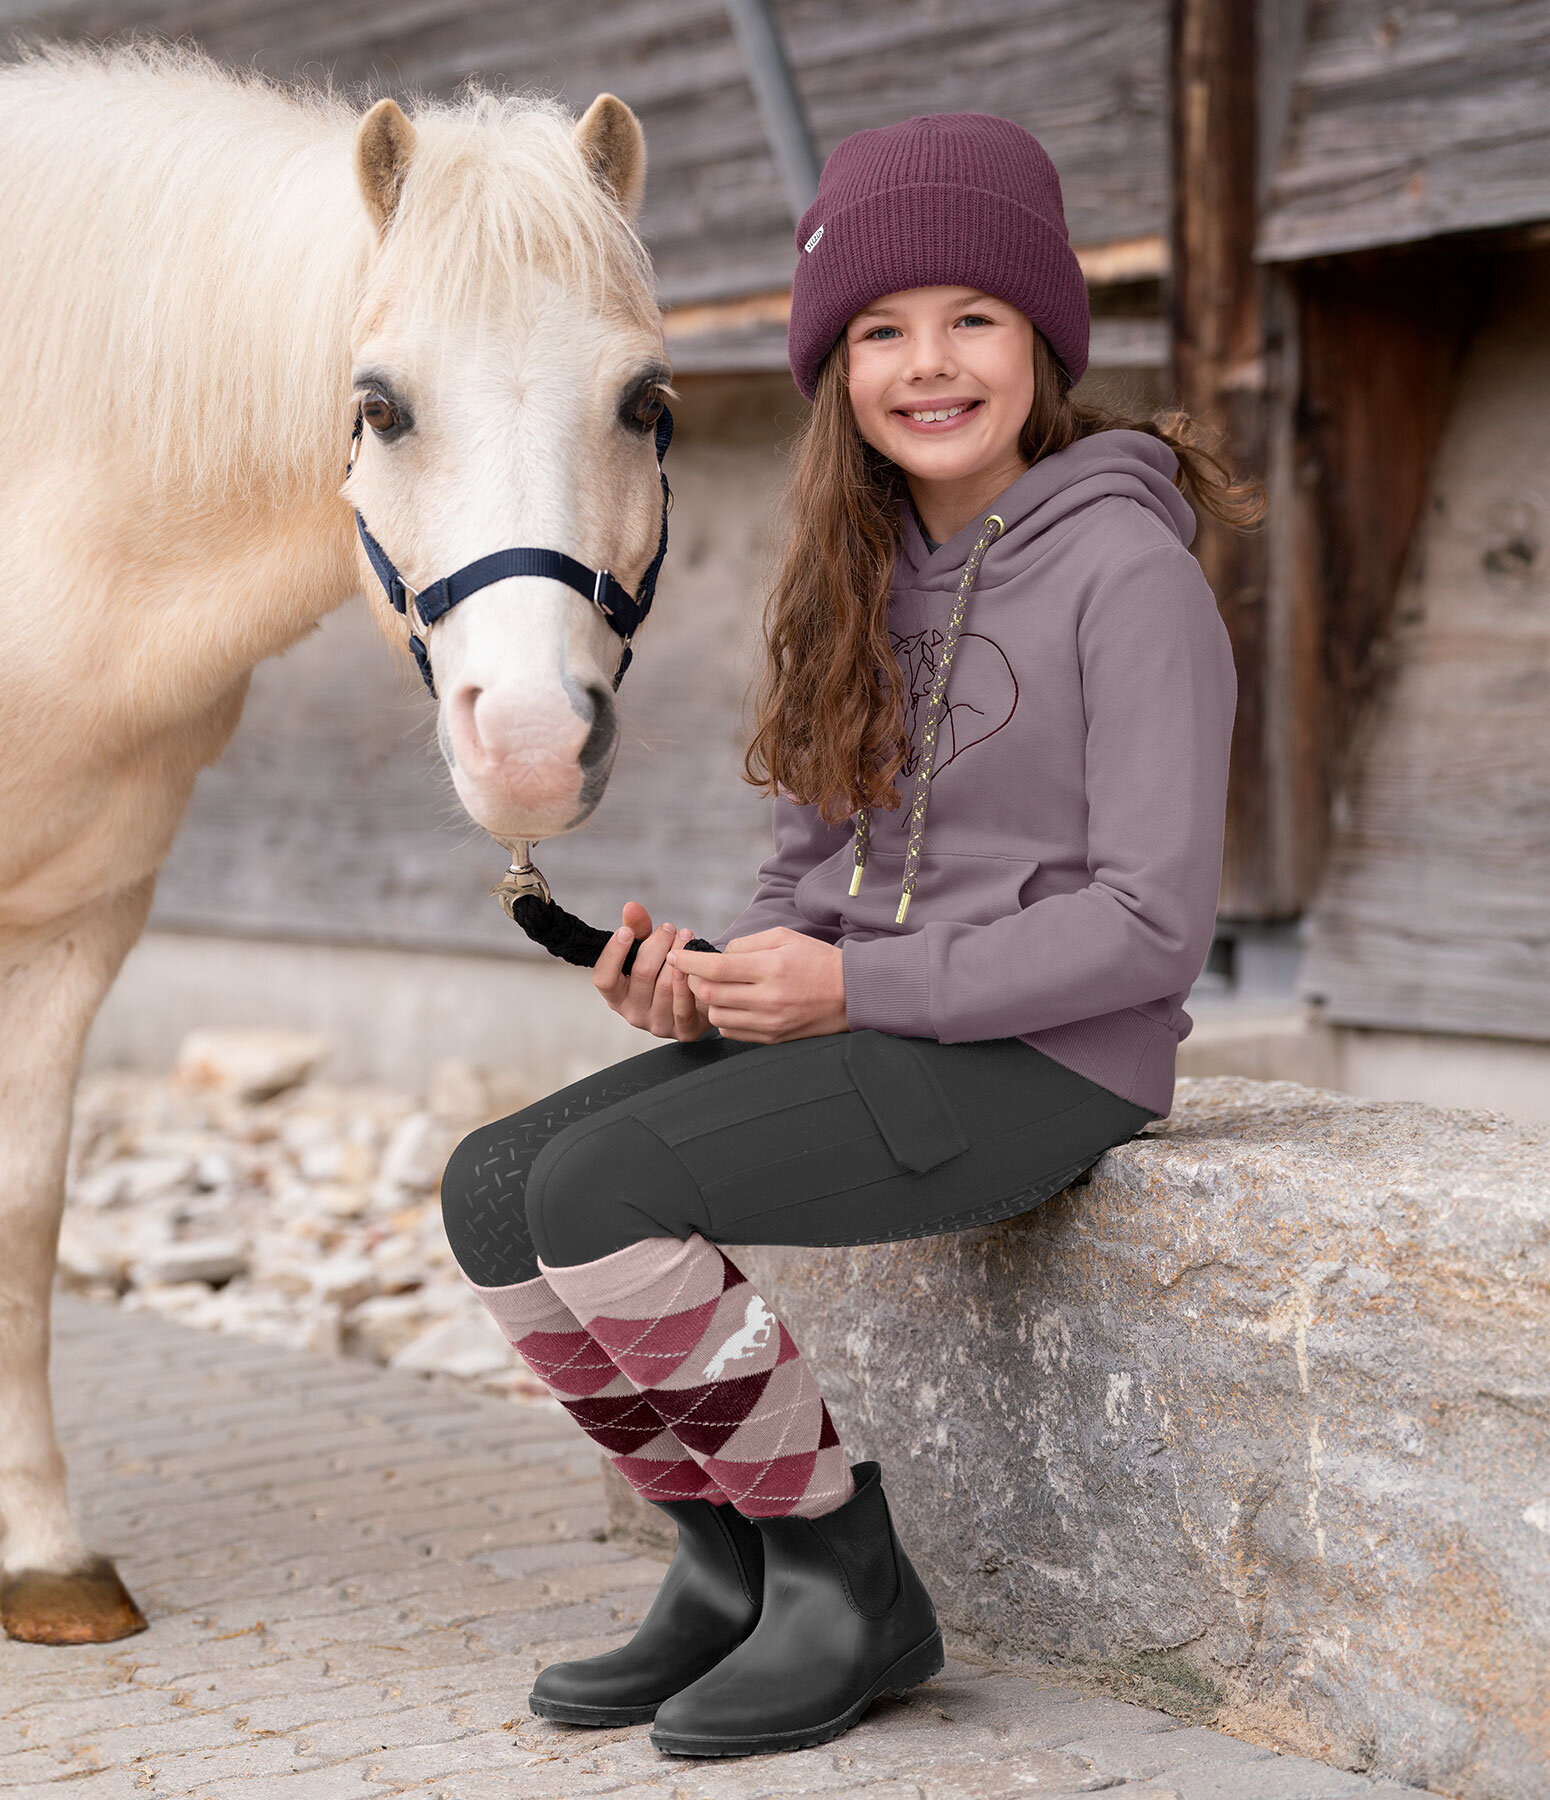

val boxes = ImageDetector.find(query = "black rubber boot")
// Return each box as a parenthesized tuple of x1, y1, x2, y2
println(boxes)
(527, 1496, 763, 1726)
(650, 1461, 944, 1756)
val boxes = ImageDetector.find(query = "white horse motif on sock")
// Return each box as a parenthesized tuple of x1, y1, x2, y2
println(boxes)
(703, 1296, 776, 1379)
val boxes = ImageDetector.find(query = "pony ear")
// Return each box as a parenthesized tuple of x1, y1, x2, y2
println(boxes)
(574, 94, 646, 220)
(356, 97, 418, 237)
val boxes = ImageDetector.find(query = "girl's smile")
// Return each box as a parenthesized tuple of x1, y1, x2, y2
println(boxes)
(892, 395, 985, 432)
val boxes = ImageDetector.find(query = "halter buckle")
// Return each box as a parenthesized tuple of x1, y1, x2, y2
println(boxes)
(593, 567, 613, 614)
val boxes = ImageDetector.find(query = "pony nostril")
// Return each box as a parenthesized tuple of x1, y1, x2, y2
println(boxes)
(579, 686, 617, 772)
(452, 682, 484, 752)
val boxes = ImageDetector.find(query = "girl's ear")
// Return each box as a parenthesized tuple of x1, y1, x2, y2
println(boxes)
(574, 94, 647, 221)
(356, 98, 417, 238)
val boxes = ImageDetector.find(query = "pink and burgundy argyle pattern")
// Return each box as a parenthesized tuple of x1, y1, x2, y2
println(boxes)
(541, 1233, 854, 1519)
(469, 1271, 728, 1505)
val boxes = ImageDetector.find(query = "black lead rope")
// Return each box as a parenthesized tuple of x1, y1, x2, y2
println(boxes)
(350, 404, 720, 978)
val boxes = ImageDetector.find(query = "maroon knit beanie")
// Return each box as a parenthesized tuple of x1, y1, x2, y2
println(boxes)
(786, 112, 1089, 401)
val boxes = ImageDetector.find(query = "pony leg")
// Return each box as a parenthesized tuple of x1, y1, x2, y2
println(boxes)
(0, 880, 155, 1644)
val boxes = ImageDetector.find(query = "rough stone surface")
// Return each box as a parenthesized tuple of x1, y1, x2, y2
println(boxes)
(609, 1076, 1549, 1800)
(1, 1299, 1442, 1799)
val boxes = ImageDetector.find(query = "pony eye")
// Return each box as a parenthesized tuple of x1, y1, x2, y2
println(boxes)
(622, 379, 667, 433)
(361, 392, 400, 433)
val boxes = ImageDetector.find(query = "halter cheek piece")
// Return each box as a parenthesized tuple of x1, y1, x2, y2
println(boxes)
(346, 404, 719, 978)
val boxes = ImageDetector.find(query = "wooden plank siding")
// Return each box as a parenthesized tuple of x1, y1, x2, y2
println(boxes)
(1297, 247, 1550, 1039)
(1258, 0, 1550, 263)
(4, 0, 1172, 307)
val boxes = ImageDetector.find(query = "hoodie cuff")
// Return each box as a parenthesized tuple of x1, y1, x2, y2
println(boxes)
(842, 934, 933, 1038)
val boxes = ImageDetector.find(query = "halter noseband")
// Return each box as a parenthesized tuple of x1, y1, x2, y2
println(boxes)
(347, 405, 674, 697)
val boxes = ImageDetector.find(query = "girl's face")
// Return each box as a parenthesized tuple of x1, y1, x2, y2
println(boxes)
(842, 287, 1036, 488)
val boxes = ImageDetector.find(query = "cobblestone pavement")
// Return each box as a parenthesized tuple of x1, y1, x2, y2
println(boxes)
(1, 1301, 1445, 1800)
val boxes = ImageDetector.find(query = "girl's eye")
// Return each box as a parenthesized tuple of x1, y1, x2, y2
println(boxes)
(957, 314, 993, 328)
(360, 393, 400, 434)
(863, 325, 902, 340)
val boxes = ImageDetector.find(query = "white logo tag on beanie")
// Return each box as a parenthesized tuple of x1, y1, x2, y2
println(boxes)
(804, 224, 825, 253)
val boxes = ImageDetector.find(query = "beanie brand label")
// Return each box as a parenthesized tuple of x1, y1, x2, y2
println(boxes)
(804, 224, 825, 253)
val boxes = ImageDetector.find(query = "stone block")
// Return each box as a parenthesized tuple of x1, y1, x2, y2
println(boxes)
(172, 1026, 331, 1101)
(603, 1077, 1549, 1800)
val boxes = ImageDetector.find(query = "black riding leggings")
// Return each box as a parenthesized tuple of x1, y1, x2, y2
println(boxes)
(440, 1028, 1158, 1287)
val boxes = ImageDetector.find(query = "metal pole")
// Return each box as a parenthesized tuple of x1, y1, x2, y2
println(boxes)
(721, 0, 822, 221)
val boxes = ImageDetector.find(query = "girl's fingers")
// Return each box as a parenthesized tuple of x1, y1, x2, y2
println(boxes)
(670, 931, 704, 1037)
(648, 934, 679, 1037)
(682, 977, 746, 1013)
(629, 922, 676, 1001)
(594, 924, 637, 995)
(669, 944, 757, 981)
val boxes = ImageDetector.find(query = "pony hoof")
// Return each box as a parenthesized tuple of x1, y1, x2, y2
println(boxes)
(1, 1554, 148, 1644)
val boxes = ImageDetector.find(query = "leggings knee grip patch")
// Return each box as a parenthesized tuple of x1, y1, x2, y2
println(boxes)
(843, 1031, 970, 1174)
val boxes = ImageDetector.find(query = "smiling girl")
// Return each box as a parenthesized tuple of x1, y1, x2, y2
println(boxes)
(441, 112, 1257, 1758)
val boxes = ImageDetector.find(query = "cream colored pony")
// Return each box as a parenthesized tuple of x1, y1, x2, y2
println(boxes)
(0, 43, 673, 1644)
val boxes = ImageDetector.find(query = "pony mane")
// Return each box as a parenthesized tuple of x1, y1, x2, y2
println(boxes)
(0, 41, 657, 504)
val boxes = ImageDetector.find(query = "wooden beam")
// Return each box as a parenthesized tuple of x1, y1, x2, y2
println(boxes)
(1169, 0, 1278, 917)
(659, 236, 1171, 340)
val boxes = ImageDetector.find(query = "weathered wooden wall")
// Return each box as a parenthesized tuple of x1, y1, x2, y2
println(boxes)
(1259, 0, 1550, 262)
(1298, 247, 1550, 1039)
(3, 0, 1171, 305)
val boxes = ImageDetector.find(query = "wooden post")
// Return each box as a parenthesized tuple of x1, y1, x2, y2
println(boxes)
(1169, 0, 1277, 917)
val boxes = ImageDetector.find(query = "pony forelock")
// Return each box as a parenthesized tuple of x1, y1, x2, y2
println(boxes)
(0, 41, 658, 506)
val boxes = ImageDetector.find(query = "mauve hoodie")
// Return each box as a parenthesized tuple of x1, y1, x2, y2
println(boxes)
(710, 428, 1238, 1119)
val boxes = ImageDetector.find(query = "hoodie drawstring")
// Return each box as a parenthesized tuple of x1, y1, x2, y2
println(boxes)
(848, 510, 1005, 924)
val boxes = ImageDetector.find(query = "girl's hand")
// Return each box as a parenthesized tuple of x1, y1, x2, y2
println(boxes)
(667, 927, 847, 1043)
(593, 900, 713, 1041)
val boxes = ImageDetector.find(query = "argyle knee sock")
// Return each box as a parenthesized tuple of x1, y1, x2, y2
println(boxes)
(539, 1234, 855, 1520)
(468, 1273, 730, 1505)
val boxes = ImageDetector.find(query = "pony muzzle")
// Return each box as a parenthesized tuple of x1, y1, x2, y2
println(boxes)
(443, 674, 611, 838)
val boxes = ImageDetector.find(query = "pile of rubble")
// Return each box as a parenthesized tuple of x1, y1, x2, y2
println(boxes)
(59, 1029, 551, 1402)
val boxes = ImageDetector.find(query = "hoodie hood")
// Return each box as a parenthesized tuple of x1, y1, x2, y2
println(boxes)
(898, 428, 1196, 590)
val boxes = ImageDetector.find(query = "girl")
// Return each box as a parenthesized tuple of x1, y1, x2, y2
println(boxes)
(440, 111, 1254, 1759)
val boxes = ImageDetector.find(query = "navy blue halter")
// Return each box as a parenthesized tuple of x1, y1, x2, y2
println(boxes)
(349, 406, 674, 697)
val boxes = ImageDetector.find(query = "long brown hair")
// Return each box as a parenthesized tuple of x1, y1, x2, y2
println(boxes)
(742, 328, 1264, 824)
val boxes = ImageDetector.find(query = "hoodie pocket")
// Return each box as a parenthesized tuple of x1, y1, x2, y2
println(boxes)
(844, 1031, 970, 1174)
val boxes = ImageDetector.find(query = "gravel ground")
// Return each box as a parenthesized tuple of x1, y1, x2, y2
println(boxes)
(59, 1029, 546, 1402)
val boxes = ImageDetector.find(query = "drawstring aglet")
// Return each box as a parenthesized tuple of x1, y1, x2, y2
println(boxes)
(895, 893, 911, 925)
(849, 865, 863, 896)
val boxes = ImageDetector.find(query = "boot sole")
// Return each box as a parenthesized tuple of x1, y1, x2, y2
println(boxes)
(648, 1627, 945, 1758)
(528, 1693, 661, 1727)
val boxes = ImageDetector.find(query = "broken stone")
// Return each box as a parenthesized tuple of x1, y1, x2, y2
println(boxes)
(56, 1218, 127, 1290)
(71, 1155, 195, 1210)
(130, 1237, 249, 1288)
(426, 1058, 491, 1123)
(390, 1311, 512, 1379)
(378, 1112, 453, 1194)
(304, 1254, 377, 1312)
(173, 1028, 331, 1103)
